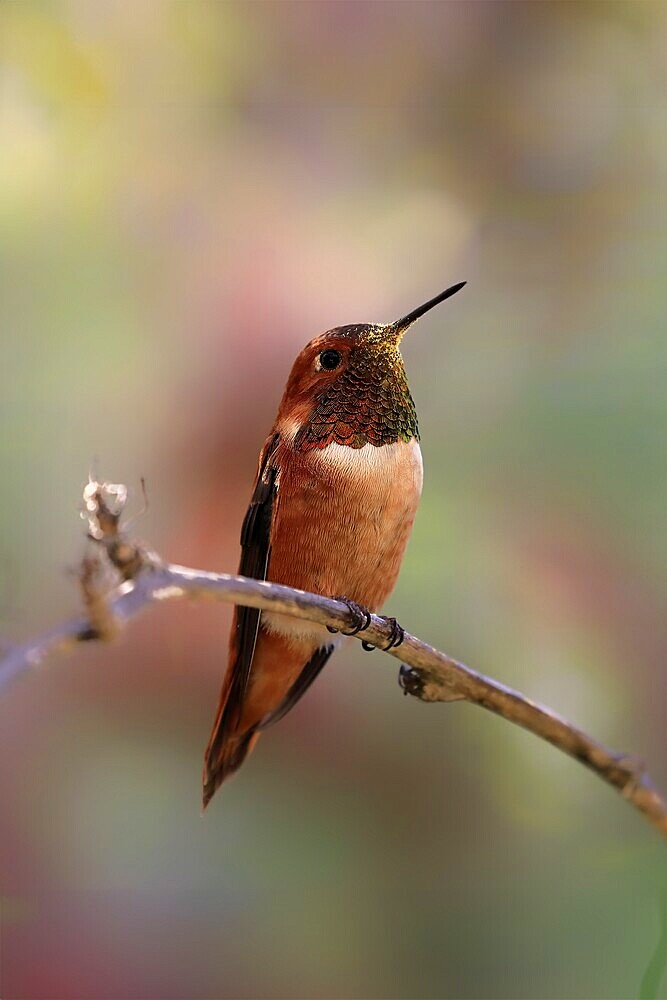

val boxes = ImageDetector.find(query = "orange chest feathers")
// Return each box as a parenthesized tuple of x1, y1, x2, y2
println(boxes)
(265, 438, 423, 624)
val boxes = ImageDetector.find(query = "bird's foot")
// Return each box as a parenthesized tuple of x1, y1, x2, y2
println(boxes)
(361, 616, 405, 653)
(382, 618, 405, 652)
(398, 663, 423, 697)
(326, 600, 405, 654)
(327, 596, 372, 637)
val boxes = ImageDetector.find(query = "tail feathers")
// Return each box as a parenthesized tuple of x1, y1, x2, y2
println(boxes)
(202, 631, 329, 810)
(202, 729, 260, 810)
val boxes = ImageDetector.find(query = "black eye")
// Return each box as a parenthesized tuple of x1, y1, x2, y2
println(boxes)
(319, 349, 342, 371)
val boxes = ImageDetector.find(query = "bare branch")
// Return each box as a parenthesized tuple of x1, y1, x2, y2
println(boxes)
(2, 478, 666, 840)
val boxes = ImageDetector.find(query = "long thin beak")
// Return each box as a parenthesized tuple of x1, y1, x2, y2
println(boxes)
(389, 281, 467, 342)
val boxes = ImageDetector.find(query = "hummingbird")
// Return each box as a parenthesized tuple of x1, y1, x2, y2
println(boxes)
(203, 281, 466, 807)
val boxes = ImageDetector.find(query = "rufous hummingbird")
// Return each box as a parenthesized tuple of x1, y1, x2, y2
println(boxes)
(203, 281, 466, 807)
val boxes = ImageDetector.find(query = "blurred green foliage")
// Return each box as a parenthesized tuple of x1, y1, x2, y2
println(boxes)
(1, 2, 667, 997)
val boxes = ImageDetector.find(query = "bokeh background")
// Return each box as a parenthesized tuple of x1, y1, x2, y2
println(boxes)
(2, 2, 667, 997)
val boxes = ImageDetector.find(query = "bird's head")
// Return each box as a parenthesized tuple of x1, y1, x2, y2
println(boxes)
(276, 281, 466, 450)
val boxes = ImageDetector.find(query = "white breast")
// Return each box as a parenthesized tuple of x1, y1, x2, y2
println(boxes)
(311, 439, 423, 492)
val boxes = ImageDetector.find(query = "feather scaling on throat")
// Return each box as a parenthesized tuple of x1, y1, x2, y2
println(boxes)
(294, 332, 419, 451)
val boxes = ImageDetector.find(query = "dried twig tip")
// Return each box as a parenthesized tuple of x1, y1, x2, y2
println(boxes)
(81, 479, 128, 541)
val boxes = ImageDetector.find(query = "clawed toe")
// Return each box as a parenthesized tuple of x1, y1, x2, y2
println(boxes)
(362, 615, 405, 652)
(382, 617, 405, 652)
(327, 596, 372, 637)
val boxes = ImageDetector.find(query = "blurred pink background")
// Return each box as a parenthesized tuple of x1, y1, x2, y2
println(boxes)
(1, 2, 667, 997)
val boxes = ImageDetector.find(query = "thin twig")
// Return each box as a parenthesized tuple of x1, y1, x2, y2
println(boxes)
(1, 478, 665, 839)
